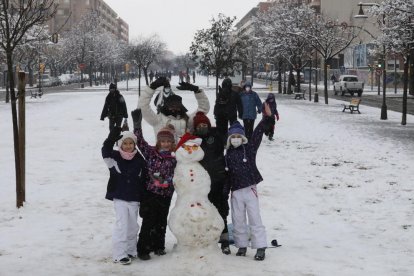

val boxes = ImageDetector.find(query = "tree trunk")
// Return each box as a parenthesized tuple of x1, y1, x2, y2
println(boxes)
(143, 67, 149, 86)
(324, 60, 329, 104)
(138, 66, 142, 97)
(409, 48, 414, 96)
(18, 72, 26, 203)
(287, 67, 293, 94)
(7, 51, 23, 208)
(278, 60, 282, 94)
(402, 55, 409, 125)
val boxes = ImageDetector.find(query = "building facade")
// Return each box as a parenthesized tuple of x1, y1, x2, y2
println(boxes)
(48, 0, 129, 43)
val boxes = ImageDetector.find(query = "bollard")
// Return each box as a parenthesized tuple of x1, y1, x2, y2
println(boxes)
(269, 84, 273, 91)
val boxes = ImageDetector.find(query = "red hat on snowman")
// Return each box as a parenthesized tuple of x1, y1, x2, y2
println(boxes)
(175, 132, 202, 151)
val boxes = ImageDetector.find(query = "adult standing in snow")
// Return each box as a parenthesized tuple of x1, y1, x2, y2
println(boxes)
(239, 81, 262, 140)
(192, 112, 231, 255)
(101, 127, 147, 265)
(224, 118, 271, 261)
(100, 83, 128, 131)
(262, 93, 279, 141)
(138, 77, 210, 142)
(131, 109, 177, 261)
(214, 78, 242, 143)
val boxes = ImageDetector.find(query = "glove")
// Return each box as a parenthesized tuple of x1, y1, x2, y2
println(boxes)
(131, 109, 142, 130)
(107, 127, 122, 143)
(176, 82, 199, 93)
(121, 120, 129, 131)
(150, 77, 169, 90)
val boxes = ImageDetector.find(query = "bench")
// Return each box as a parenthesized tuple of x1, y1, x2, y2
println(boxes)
(342, 98, 361, 114)
(294, 88, 306, 100)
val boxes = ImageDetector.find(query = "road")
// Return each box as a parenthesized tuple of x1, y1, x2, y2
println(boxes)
(254, 78, 414, 116)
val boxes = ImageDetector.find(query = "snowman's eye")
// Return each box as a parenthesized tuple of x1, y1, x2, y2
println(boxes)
(181, 144, 199, 151)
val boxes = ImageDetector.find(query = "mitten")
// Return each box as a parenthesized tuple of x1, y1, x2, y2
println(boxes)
(131, 109, 142, 130)
(276, 113, 280, 121)
(150, 77, 169, 90)
(176, 82, 200, 93)
(107, 127, 122, 143)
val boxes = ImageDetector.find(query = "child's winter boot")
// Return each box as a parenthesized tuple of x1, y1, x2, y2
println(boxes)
(236, 247, 247, 256)
(254, 248, 266, 261)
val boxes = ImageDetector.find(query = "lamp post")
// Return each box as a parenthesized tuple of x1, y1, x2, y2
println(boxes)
(355, 2, 387, 120)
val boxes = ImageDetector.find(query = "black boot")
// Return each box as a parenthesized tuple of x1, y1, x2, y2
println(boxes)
(254, 248, 266, 261)
(236, 247, 247, 256)
(221, 241, 231, 255)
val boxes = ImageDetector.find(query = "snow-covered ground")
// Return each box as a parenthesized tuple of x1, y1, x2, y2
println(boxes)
(1, 76, 414, 276)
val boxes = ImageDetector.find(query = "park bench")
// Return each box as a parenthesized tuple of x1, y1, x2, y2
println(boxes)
(342, 98, 361, 114)
(294, 88, 306, 100)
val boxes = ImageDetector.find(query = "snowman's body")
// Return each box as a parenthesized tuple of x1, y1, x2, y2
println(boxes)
(168, 140, 224, 252)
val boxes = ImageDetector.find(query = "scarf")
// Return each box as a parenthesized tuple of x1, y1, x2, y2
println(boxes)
(119, 149, 138, 160)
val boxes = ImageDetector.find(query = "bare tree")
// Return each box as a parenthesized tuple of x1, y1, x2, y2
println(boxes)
(0, 0, 57, 207)
(190, 13, 249, 94)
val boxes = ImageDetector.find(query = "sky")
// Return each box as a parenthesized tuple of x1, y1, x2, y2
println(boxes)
(104, 0, 262, 55)
(1, 76, 414, 275)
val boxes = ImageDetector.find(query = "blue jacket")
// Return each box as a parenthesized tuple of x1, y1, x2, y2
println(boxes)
(224, 120, 265, 194)
(102, 139, 147, 202)
(240, 90, 262, 120)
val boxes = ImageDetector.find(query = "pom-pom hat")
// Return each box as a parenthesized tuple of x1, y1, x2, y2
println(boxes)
(226, 121, 248, 149)
(193, 112, 211, 129)
(157, 124, 175, 142)
(118, 131, 137, 146)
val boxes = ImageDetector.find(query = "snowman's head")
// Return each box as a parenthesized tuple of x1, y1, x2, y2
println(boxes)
(175, 135, 204, 163)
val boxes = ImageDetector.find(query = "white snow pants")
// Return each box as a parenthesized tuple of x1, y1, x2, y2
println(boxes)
(112, 199, 140, 261)
(231, 185, 267, 249)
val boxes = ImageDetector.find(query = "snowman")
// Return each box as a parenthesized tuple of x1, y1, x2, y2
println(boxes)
(168, 133, 224, 253)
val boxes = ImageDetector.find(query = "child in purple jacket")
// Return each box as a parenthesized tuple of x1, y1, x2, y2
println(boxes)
(224, 117, 270, 261)
(131, 109, 177, 261)
(262, 93, 279, 141)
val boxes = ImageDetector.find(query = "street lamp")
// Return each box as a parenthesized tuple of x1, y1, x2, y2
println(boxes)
(355, 2, 387, 120)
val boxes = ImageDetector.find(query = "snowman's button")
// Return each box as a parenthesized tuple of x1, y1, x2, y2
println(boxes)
(190, 174, 194, 176)
(191, 179, 194, 182)
(196, 202, 201, 206)
(191, 204, 194, 207)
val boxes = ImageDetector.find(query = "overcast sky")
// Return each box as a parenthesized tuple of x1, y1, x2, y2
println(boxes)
(104, 0, 261, 55)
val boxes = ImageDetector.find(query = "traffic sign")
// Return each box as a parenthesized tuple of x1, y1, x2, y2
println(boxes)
(376, 68, 382, 76)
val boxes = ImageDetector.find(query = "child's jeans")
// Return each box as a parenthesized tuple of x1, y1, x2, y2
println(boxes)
(113, 199, 140, 261)
(231, 185, 267, 249)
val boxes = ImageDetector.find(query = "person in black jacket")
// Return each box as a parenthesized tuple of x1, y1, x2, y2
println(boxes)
(192, 111, 231, 255)
(100, 83, 128, 131)
(214, 78, 242, 143)
(101, 127, 147, 265)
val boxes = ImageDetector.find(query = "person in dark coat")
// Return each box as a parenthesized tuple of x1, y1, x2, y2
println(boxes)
(101, 127, 147, 265)
(261, 93, 280, 141)
(224, 118, 271, 261)
(214, 78, 242, 143)
(239, 81, 262, 140)
(100, 83, 128, 131)
(192, 111, 231, 255)
(131, 109, 177, 261)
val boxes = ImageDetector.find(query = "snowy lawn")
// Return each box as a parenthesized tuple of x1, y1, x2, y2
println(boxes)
(1, 76, 414, 276)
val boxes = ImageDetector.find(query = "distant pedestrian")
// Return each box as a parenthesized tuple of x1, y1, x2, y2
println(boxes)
(100, 83, 128, 131)
(262, 93, 279, 141)
(239, 81, 262, 140)
(186, 72, 191, 83)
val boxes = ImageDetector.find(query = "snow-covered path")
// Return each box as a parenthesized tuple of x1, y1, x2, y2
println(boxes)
(1, 77, 413, 276)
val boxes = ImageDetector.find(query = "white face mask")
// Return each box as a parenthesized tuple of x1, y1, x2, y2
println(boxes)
(245, 87, 251, 92)
(230, 137, 242, 148)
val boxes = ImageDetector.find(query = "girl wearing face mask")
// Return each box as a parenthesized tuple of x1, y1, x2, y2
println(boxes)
(223, 117, 270, 261)
(239, 81, 263, 140)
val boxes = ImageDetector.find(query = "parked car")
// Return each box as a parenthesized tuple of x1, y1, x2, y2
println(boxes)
(333, 75, 364, 97)
(257, 72, 268, 79)
(284, 71, 305, 83)
(269, 71, 280, 81)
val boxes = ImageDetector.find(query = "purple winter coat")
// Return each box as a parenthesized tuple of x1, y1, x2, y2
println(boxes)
(224, 120, 265, 194)
(134, 129, 177, 198)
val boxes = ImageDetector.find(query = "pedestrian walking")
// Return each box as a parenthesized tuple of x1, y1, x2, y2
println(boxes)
(100, 83, 128, 131)
(262, 93, 279, 141)
(239, 81, 262, 140)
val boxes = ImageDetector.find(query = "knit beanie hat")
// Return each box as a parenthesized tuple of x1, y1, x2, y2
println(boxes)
(118, 131, 137, 146)
(157, 124, 175, 142)
(193, 111, 211, 129)
(226, 121, 248, 149)
(176, 132, 201, 151)
(109, 83, 116, 90)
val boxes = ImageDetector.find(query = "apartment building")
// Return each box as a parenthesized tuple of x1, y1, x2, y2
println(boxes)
(48, 0, 129, 43)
